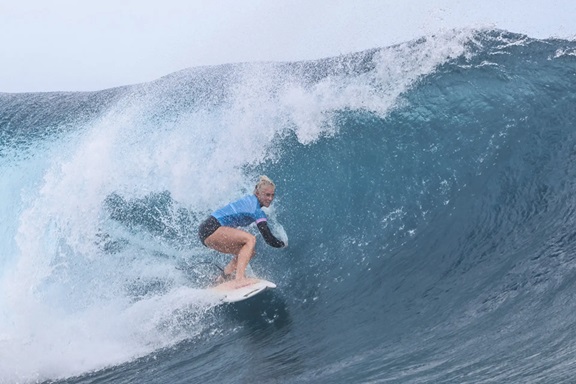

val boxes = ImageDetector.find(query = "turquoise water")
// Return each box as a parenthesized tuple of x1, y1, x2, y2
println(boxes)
(2, 29, 576, 383)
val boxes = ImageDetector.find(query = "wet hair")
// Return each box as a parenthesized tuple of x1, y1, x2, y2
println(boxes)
(254, 175, 275, 193)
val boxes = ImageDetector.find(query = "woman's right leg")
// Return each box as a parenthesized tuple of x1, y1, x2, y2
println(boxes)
(204, 226, 256, 280)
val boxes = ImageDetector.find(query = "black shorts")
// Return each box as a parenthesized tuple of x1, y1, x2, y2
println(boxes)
(198, 216, 221, 246)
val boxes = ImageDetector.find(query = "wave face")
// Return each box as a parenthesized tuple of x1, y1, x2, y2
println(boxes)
(2, 29, 576, 383)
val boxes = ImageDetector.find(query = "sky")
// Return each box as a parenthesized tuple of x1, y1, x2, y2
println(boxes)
(1, 0, 575, 93)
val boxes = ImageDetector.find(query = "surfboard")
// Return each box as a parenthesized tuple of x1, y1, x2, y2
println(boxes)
(210, 277, 276, 303)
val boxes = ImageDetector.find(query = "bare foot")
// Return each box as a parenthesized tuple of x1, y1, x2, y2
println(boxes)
(214, 271, 234, 285)
(214, 277, 259, 290)
(231, 277, 258, 288)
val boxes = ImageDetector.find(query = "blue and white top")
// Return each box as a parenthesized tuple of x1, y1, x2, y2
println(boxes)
(212, 194, 267, 228)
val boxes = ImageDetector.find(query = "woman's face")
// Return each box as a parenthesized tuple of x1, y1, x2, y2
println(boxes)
(256, 185, 275, 207)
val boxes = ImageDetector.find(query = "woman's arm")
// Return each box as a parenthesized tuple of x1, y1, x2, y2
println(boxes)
(257, 221, 285, 248)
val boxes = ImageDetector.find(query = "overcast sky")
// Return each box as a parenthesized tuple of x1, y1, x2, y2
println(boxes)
(1, 0, 575, 93)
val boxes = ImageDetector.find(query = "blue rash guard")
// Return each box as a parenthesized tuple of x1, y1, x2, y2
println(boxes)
(212, 194, 267, 227)
(198, 194, 284, 248)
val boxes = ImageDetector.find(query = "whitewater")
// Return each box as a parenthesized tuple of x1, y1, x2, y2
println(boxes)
(1, 29, 576, 383)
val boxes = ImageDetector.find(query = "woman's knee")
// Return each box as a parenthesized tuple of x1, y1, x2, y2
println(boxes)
(242, 233, 257, 247)
(205, 228, 255, 253)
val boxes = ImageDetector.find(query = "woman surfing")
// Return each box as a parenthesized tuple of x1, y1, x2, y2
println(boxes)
(198, 176, 286, 284)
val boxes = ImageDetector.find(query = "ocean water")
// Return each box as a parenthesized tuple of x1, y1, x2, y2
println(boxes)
(1, 29, 576, 383)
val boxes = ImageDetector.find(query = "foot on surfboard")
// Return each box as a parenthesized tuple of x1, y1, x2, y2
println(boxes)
(211, 278, 277, 303)
(215, 271, 233, 284)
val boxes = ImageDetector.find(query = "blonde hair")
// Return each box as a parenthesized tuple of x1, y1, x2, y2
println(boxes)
(254, 175, 275, 193)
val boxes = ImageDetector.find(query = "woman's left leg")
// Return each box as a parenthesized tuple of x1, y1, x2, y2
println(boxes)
(204, 226, 256, 280)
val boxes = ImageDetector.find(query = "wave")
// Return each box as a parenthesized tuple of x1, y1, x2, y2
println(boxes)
(1, 29, 576, 383)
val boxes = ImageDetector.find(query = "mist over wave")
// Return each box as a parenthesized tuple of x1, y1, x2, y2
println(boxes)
(1, 29, 576, 383)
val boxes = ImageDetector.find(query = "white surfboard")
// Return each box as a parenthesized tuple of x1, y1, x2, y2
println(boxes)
(210, 277, 276, 303)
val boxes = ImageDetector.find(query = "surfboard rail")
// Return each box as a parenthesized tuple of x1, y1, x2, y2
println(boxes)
(210, 278, 276, 303)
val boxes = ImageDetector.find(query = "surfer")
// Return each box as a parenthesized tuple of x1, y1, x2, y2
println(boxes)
(198, 175, 286, 283)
